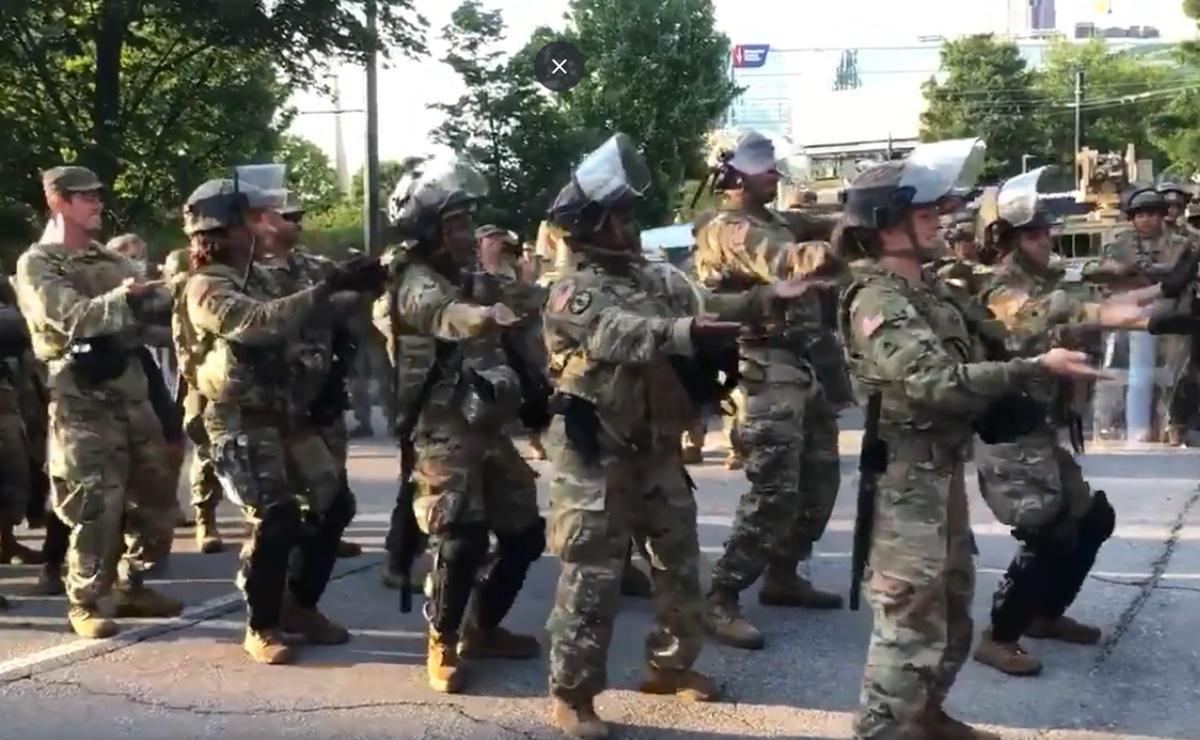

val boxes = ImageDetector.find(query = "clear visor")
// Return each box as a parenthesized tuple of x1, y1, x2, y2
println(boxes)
(997, 165, 1065, 228)
(234, 164, 288, 210)
(411, 156, 489, 209)
(574, 133, 651, 206)
(905, 137, 987, 205)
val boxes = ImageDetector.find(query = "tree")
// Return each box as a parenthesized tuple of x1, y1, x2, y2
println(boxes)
(562, 0, 741, 225)
(0, 0, 426, 226)
(920, 35, 1046, 179)
(429, 2, 584, 235)
(1035, 39, 1173, 168)
(1148, 2, 1200, 175)
(278, 135, 341, 215)
(834, 50, 861, 91)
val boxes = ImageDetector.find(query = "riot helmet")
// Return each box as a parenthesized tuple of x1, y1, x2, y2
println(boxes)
(387, 155, 488, 246)
(549, 133, 651, 240)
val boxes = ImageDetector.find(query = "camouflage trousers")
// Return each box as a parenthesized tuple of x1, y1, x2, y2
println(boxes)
(205, 407, 352, 629)
(711, 370, 841, 592)
(189, 441, 221, 512)
(47, 392, 177, 607)
(855, 444, 974, 740)
(412, 415, 539, 539)
(545, 417, 704, 702)
(976, 425, 1092, 529)
(0, 384, 32, 528)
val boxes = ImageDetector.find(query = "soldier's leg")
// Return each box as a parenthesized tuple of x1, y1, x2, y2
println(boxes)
(349, 352, 373, 436)
(763, 390, 841, 608)
(854, 456, 954, 740)
(47, 395, 130, 637)
(633, 453, 717, 701)
(313, 416, 361, 559)
(463, 436, 543, 657)
(545, 417, 631, 705)
(707, 379, 806, 647)
(681, 413, 705, 464)
(0, 387, 38, 563)
(209, 424, 302, 664)
(189, 441, 224, 553)
(930, 464, 976, 710)
(121, 401, 179, 584)
(413, 426, 490, 692)
(723, 389, 745, 470)
(283, 426, 353, 626)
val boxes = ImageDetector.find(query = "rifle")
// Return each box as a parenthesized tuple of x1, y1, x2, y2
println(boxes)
(393, 339, 457, 613)
(850, 392, 884, 612)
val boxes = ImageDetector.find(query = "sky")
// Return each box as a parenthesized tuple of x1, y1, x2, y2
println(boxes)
(287, 0, 1196, 178)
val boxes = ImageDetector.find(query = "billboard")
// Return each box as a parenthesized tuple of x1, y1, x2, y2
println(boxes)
(732, 44, 770, 69)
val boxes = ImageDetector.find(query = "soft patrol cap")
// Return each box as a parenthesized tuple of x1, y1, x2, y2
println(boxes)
(42, 166, 104, 194)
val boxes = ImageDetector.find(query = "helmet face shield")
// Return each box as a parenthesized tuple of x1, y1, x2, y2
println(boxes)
(234, 164, 288, 210)
(727, 131, 779, 177)
(905, 138, 986, 206)
(997, 165, 1064, 230)
(573, 133, 651, 208)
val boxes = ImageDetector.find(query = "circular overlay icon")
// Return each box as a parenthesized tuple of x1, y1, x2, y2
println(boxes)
(534, 41, 585, 92)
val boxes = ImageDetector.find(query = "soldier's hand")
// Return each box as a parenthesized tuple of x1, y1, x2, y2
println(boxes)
(691, 315, 742, 340)
(123, 278, 164, 299)
(772, 277, 835, 301)
(1038, 348, 1110, 380)
(324, 256, 388, 294)
(486, 303, 520, 328)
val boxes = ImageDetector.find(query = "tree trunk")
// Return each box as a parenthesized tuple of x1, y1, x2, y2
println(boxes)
(89, 0, 126, 190)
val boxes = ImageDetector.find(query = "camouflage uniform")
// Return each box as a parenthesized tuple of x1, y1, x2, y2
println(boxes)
(841, 261, 1049, 739)
(544, 252, 774, 703)
(694, 202, 843, 618)
(975, 257, 1116, 650)
(391, 252, 544, 656)
(0, 275, 34, 557)
(14, 242, 178, 612)
(176, 260, 334, 630)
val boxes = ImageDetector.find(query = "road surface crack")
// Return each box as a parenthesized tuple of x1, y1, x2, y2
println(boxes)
(20, 675, 540, 738)
(1088, 574, 1200, 595)
(1090, 488, 1200, 674)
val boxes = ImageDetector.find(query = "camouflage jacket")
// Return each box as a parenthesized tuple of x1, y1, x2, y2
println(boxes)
(15, 241, 169, 401)
(545, 252, 773, 448)
(841, 261, 1046, 448)
(1100, 228, 1195, 273)
(176, 262, 324, 414)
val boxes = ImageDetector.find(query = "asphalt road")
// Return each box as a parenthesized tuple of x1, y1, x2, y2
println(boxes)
(2, 413, 1199, 740)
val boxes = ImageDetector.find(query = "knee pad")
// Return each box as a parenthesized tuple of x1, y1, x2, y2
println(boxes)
(437, 523, 491, 567)
(1079, 491, 1116, 545)
(496, 517, 546, 566)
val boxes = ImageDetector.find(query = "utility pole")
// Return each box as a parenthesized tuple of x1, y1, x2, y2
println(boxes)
(1073, 69, 1085, 155)
(364, 0, 381, 254)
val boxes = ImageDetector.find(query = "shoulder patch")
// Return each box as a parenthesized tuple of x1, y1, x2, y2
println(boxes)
(568, 290, 593, 315)
(549, 279, 576, 313)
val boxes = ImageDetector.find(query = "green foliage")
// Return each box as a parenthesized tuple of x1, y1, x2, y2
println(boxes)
(1149, 2, 1200, 175)
(0, 0, 426, 232)
(279, 134, 341, 214)
(1035, 39, 1173, 168)
(303, 201, 365, 256)
(564, 0, 740, 226)
(920, 35, 1045, 179)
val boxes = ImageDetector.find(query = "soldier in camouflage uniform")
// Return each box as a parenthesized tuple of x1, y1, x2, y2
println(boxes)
(837, 155, 1104, 739)
(693, 131, 846, 652)
(252, 185, 364, 561)
(15, 166, 182, 638)
(542, 134, 822, 739)
(970, 168, 1147, 677)
(174, 178, 383, 664)
(0, 273, 42, 570)
(1159, 182, 1199, 239)
(1088, 188, 1198, 444)
(385, 158, 545, 694)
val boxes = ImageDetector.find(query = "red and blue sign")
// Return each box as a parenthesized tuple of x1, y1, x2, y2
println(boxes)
(732, 44, 770, 69)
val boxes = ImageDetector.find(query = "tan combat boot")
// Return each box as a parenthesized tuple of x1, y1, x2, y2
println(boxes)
(113, 585, 183, 619)
(243, 628, 295, 665)
(637, 667, 721, 702)
(759, 567, 844, 609)
(195, 506, 224, 554)
(459, 616, 539, 659)
(427, 629, 464, 693)
(926, 708, 1003, 740)
(68, 604, 120, 639)
(724, 451, 744, 471)
(1025, 615, 1101, 645)
(704, 589, 764, 650)
(973, 629, 1042, 676)
(527, 434, 548, 461)
(280, 595, 350, 645)
(551, 696, 609, 739)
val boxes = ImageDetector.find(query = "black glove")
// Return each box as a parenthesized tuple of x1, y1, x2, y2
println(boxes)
(1147, 311, 1200, 336)
(973, 392, 1045, 444)
(1160, 248, 1200, 299)
(323, 255, 388, 293)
